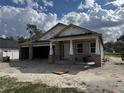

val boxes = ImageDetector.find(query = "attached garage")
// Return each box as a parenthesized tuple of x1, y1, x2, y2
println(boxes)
(20, 47, 29, 60)
(33, 46, 49, 59)
(19, 45, 51, 60)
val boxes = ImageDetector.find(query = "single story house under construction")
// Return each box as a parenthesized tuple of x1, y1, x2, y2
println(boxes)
(19, 23, 103, 66)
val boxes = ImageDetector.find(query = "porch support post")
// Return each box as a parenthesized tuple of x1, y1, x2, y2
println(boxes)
(94, 37, 101, 67)
(69, 40, 74, 55)
(69, 40, 75, 64)
(48, 42, 55, 63)
(29, 44, 33, 61)
(49, 42, 53, 55)
(95, 38, 100, 55)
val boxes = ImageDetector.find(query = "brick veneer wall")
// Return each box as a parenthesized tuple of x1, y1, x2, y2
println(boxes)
(48, 55, 55, 64)
(92, 54, 101, 67)
(69, 55, 75, 64)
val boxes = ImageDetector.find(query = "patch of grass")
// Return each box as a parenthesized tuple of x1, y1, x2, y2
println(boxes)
(104, 52, 121, 57)
(0, 76, 83, 93)
(0, 76, 30, 93)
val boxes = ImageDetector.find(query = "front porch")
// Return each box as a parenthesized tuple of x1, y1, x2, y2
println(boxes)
(3, 59, 96, 74)
(48, 35, 103, 67)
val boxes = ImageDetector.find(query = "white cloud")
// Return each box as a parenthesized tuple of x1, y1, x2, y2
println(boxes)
(97, 25, 124, 42)
(12, 0, 53, 11)
(0, 6, 57, 37)
(1, 0, 124, 42)
(42, 0, 53, 7)
(105, 0, 124, 7)
(12, 0, 25, 4)
(78, 0, 95, 9)
(62, 5, 124, 42)
(61, 12, 90, 25)
(12, 0, 39, 9)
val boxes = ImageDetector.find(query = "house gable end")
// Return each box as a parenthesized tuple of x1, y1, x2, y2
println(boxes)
(54, 24, 96, 38)
(39, 23, 67, 41)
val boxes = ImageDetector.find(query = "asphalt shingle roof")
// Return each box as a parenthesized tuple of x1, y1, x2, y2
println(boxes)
(0, 38, 19, 48)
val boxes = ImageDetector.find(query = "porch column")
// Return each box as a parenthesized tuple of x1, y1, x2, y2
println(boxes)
(69, 40, 74, 55)
(29, 44, 33, 61)
(69, 40, 75, 64)
(94, 38, 101, 67)
(95, 38, 100, 55)
(49, 42, 53, 55)
(48, 42, 55, 63)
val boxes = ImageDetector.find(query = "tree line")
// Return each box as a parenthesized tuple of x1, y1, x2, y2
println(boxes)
(104, 34, 124, 53)
(1, 24, 44, 43)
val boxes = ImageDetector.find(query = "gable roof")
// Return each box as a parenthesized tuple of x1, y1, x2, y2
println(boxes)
(20, 23, 102, 46)
(53, 24, 99, 38)
(39, 23, 67, 41)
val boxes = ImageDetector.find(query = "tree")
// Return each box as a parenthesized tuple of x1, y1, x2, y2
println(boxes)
(104, 33, 124, 53)
(116, 33, 124, 53)
(26, 24, 40, 37)
(117, 33, 124, 41)
(7, 36, 14, 40)
(26, 24, 44, 41)
(17, 36, 27, 43)
(104, 42, 115, 52)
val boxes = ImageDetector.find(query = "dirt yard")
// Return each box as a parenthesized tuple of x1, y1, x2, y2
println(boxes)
(0, 57, 124, 93)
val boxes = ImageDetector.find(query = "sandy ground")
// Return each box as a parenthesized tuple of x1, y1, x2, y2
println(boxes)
(0, 58, 124, 93)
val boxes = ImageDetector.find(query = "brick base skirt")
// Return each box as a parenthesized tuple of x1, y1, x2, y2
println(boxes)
(48, 55, 55, 64)
(69, 55, 75, 64)
(92, 54, 101, 67)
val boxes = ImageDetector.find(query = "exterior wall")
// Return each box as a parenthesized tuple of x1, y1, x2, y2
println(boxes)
(73, 39, 96, 62)
(54, 42, 60, 60)
(52, 37, 103, 66)
(0, 48, 19, 61)
(57, 41, 70, 60)
(56, 39, 100, 62)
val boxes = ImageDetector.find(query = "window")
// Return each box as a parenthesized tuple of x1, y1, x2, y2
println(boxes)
(90, 42, 96, 53)
(76, 43, 83, 53)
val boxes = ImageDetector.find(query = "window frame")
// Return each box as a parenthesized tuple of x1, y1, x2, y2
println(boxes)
(90, 42, 96, 53)
(76, 43, 84, 54)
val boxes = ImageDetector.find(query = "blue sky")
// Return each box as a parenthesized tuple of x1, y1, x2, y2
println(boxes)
(0, 0, 117, 18)
(0, 0, 124, 42)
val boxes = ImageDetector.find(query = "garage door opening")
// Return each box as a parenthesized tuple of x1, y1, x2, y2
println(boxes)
(33, 46, 49, 59)
(20, 47, 29, 60)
